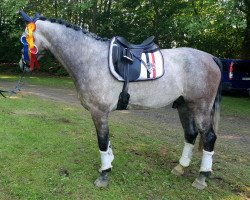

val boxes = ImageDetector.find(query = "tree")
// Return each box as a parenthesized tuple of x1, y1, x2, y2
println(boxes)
(0, 0, 26, 62)
(0, 0, 249, 66)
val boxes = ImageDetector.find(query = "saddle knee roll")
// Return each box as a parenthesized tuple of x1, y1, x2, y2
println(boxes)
(112, 45, 119, 65)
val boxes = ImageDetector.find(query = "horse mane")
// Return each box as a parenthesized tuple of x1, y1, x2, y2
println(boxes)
(38, 16, 109, 42)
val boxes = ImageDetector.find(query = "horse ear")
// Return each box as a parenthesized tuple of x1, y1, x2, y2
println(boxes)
(20, 10, 32, 22)
(35, 12, 40, 17)
(34, 12, 41, 21)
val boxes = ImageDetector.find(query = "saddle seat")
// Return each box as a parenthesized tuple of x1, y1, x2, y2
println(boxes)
(116, 36, 156, 50)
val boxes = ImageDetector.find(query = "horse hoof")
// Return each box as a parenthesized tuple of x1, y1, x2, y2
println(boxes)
(192, 178, 207, 190)
(94, 176, 109, 188)
(171, 164, 185, 176)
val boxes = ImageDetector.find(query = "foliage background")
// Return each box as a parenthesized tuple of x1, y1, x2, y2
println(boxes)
(0, 0, 249, 74)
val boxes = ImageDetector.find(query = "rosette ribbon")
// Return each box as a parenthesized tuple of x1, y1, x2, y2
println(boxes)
(20, 11, 41, 71)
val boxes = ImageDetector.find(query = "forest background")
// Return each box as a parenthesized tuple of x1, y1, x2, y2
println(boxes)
(0, 0, 249, 74)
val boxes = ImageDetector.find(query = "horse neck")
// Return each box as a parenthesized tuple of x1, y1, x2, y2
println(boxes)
(35, 20, 109, 81)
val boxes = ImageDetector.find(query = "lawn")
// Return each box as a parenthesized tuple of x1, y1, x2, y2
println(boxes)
(0, 74, 249, 200)
(0, 74, 74, 89)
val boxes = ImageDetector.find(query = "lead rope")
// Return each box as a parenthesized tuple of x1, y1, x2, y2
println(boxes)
(0, 65, 26, 98)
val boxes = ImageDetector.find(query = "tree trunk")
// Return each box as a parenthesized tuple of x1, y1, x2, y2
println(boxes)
(91, 0, 98, 32)
(0, 9, 2, 30)
(54, 0, 58, 18)
(107, 0, 112, 15)
(242, 0, 250, 59)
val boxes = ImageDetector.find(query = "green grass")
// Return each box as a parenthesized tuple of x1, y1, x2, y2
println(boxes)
(221, 96, 250, 118)
(0, 75, 249, 199)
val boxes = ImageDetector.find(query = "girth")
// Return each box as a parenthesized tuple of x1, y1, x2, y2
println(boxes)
(111, 36, 159, 110)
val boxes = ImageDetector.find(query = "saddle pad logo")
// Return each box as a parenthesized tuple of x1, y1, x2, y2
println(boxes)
(138, 51, 164, 80)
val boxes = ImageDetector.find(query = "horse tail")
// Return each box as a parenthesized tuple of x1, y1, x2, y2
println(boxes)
(198, 57, 223, 151)
(212, 57, 223, 133)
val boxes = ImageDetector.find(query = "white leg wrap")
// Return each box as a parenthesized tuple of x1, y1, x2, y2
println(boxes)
(199, 150, 214, 172)
(99, 142, 114, 172)
(179, 142, 194, 167)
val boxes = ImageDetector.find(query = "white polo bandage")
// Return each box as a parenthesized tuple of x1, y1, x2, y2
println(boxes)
(179, 142, 194, 167)
(99, 142, 114, 172)
(199, 150, 214, 172)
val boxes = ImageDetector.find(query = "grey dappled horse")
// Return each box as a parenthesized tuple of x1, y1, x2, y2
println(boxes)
(20, 14, 222, 189)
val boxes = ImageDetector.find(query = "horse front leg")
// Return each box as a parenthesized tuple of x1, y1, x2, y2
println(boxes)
(91, 110, 114, 188)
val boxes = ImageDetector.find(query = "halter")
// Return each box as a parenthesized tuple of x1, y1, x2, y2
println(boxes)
(20, 11, 41, 71)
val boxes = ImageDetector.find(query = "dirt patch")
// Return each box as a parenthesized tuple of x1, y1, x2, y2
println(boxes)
(0, 80, 78, 105)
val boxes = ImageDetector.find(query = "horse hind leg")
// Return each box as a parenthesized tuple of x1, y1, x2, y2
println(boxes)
(172, 99, 199, 176)
(191, 108, 217, 190)
(91, 110, 114, 188)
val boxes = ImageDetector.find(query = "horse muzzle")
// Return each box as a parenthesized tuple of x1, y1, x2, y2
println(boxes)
(19, 56, 31, 72)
